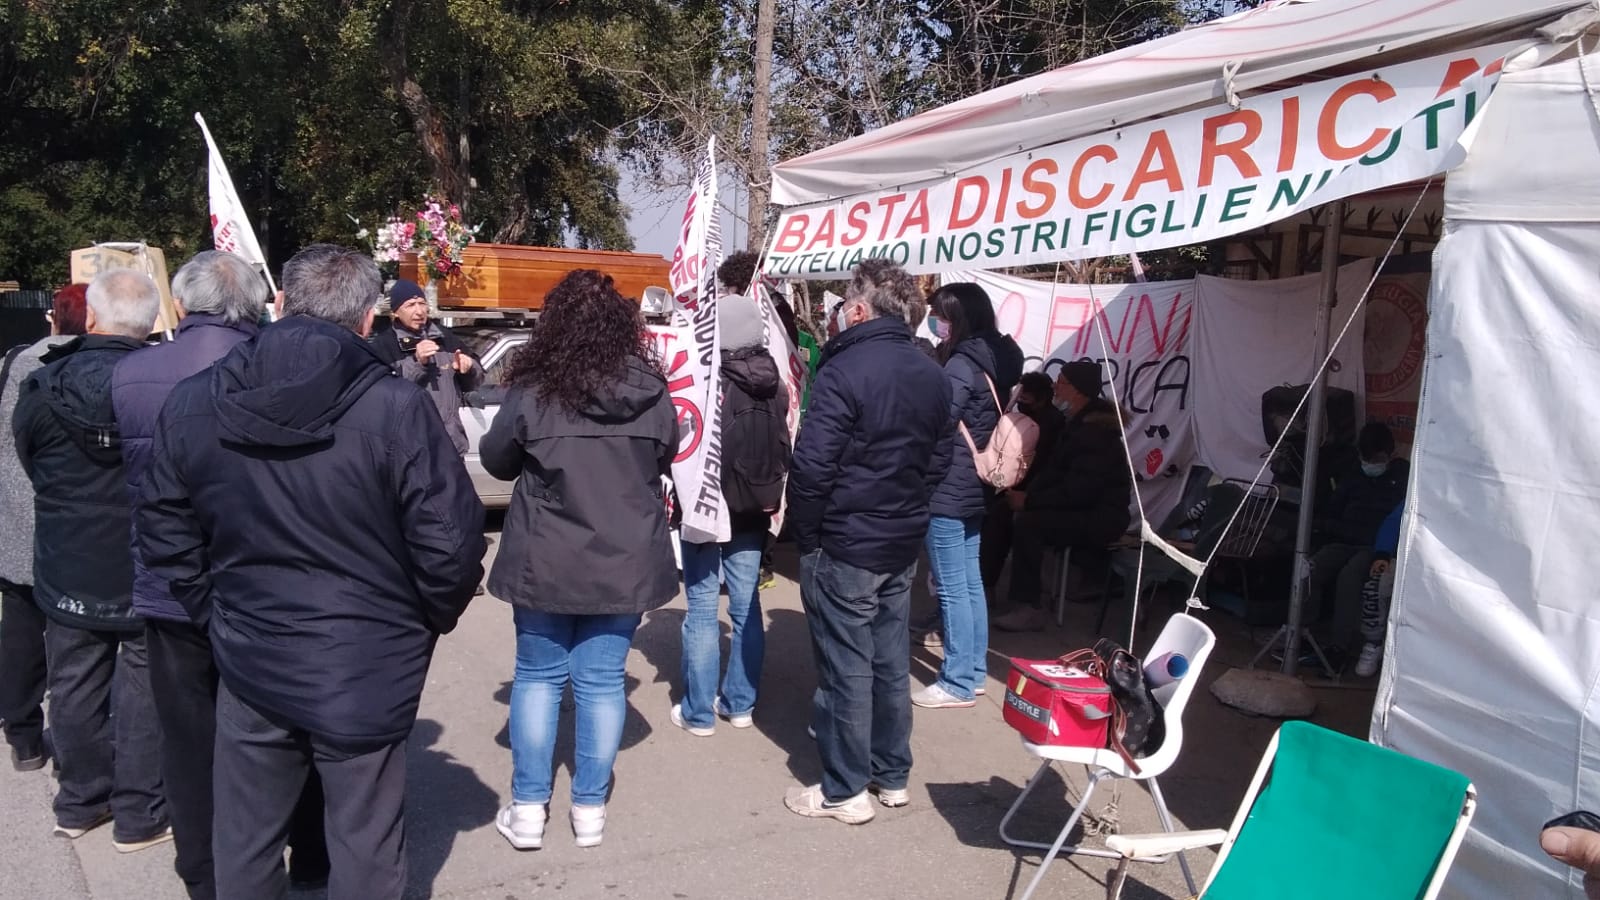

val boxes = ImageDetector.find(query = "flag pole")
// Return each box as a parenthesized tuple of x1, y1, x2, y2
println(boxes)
(194, 112, 278, 294)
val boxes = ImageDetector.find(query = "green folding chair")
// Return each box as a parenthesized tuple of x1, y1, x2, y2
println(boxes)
(1104, 721, 1476, 900)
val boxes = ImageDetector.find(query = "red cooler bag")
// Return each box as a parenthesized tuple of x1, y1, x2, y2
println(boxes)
(1003, 655, 1114, 748)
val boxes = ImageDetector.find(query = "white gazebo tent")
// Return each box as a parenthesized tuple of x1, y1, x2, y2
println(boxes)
(765, 1, 1600, 896)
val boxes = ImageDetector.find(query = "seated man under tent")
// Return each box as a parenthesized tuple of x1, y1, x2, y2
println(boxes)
(1304, 422, 1409, 671)
(994, 361, 1133, 633)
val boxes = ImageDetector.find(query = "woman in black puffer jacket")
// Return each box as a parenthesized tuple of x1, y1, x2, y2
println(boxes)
(916, 283, 1023, 711)
(480, 270, 678, 852)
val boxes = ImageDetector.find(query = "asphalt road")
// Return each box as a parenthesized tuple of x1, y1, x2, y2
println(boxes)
(0, 538, 1377, 899)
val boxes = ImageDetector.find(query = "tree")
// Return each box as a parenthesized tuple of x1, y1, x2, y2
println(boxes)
(609, 0, 1207, 251)
(0, 0, 709, 287)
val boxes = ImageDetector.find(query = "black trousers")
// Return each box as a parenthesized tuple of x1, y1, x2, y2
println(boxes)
(44, 619, 166, 840)
(215, 680, 407, 900)
(979, 496, 1014, 595)
(148, 620, 327, 900)
(0, 582, 47, 752)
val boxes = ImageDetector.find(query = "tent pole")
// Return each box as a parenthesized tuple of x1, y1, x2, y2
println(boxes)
(1283, 201, 1345, 677)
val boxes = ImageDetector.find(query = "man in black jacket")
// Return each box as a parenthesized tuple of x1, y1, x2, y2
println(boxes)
(137, 244, 486, 900)
(996, 361, 1133, 632)
(15, 269, 169, 848)
(783, 259, 952, 825)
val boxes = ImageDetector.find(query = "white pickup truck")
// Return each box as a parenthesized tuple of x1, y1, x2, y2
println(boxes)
(454, 327, 531, 509)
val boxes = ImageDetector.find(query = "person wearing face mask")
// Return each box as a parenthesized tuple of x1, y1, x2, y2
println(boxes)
(1303, 422, 1409, 671)
(994, 361, 1132, 633)
(914, 283, 1024, 710)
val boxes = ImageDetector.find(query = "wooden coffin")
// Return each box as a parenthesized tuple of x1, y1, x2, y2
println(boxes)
(399, 244, 671, 311)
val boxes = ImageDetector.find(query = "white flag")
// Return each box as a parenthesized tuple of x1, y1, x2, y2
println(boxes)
(195, 113, 276, 291)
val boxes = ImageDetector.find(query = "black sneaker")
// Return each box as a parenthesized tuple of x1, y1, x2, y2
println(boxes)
(289, 866, 331, 891)
(10, 741, 46, 773)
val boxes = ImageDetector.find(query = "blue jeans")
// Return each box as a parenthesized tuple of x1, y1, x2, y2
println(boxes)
(924, 515, 987, 700)
(679, 532, 766, 729)
(800, 550, 913, 803)
(509, 608, 641, 807)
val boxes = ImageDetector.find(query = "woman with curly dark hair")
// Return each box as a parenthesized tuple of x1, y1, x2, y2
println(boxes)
(480, 269, 678, 852)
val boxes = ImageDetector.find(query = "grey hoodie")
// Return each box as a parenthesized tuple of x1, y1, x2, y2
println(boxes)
(0, 336, 67, 586)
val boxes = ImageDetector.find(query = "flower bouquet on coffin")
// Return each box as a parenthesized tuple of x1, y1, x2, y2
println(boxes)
(413, 197, 478, 307)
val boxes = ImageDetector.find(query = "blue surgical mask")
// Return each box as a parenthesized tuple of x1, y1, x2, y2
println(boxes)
(928, 313, 951, 341)
(1361, 460, 1388, 477)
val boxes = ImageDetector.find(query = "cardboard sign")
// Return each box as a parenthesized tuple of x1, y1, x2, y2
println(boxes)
(70, 244, 181, 334)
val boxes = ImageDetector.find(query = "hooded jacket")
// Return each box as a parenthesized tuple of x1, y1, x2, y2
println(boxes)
(113, 314, 258, 623)
(482, 355, 679, 616)
(1022, 396, 1133, 545)
(136, 315, 486, 752)
(14, 334, 147, 631)
(0, 335, 69, 587)
(929, 330, 1025, 519)
(719, 347, 792, 535)
(787, 317, 953, 573)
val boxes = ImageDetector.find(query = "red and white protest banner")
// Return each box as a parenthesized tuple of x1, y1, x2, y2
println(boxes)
(770, 46, 1511, 278)
(669, 137, 720, 301)
(661, 138, 729, 545)
(195, 112, 276, 292)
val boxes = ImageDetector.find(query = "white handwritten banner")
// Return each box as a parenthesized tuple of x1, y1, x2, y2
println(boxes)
(949, 270, 1196, 526)
(771, 46, 1510, 278)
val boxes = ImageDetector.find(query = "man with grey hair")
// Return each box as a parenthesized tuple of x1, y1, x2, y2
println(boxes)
(782, 258, 952, 824)
(14, 268, 170, 848)
(114, 250, 329, 898)
(138, 244, 485, 899)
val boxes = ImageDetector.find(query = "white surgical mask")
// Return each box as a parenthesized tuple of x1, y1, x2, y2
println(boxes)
(1054, 398, 1073, 414)
(1361, 460, 1388, 477)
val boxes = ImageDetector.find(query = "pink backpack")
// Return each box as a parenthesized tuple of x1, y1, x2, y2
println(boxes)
(959, 373, 1040, 490)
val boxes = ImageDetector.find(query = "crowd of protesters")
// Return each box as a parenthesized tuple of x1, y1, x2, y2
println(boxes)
(0, 245, 1158, 897)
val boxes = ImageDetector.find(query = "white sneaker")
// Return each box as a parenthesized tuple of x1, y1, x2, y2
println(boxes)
(1354, 642, 1384, 678)
(869, 783, 910, 808)
(496, 802, 546, 850)
(784, 785, 876, 825)
(912, 683, 977, 709)
(571, 804, 606, 848)
(670, 703, 715, 737)
(715, 699, 754, 729)
(52, 812, 111, 840)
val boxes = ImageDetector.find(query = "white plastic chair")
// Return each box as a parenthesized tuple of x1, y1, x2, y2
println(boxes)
(999, 613, 1216, 900)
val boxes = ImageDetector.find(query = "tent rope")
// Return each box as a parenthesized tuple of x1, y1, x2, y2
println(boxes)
(1082, 277, 1152, 650)
(1188, 180, 1437, 596)
(1053, 180, 1435, 651)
